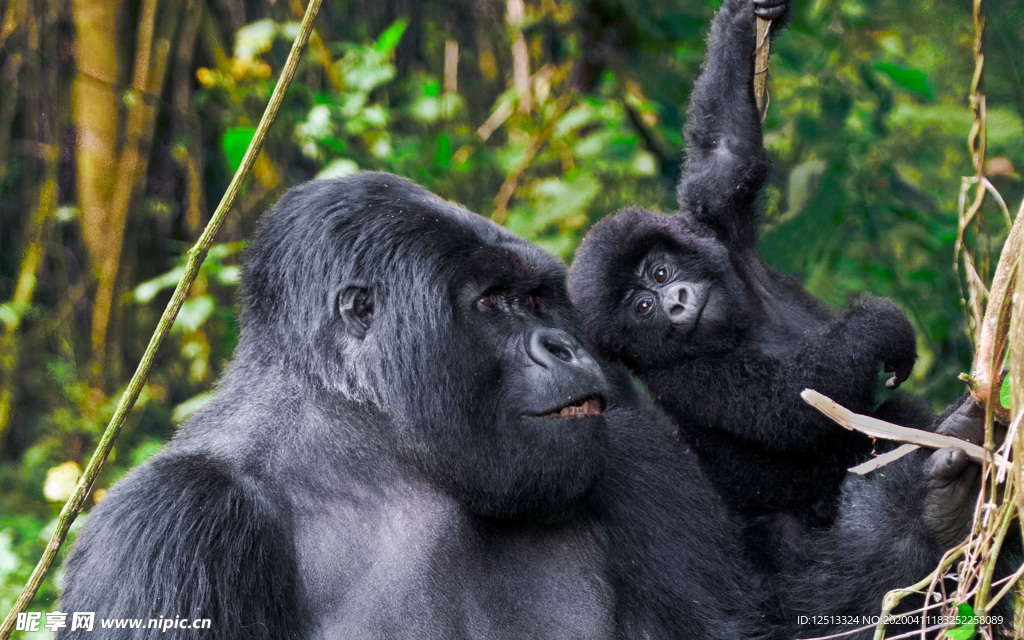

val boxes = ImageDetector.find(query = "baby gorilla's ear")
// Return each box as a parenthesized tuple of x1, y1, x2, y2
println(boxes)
(337, 284, 374, 339)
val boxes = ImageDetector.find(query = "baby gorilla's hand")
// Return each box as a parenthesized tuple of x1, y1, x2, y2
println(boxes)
(753, 0, 788, 20)
(845, 297, 917, 389)
(922, 447, 979, 549)
(922, 397, 987, 549)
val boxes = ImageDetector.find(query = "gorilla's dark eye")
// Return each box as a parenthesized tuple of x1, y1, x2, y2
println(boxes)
(654, 266, 668, 283)
(479, 293, 498, 309)
(526, 295, 539, 309)
(635, 298, 653, 315)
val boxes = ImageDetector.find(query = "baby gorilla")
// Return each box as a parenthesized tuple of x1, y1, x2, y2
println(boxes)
(569, 0, 930, 569)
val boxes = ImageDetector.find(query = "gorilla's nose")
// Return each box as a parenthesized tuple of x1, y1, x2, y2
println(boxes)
(662, 282, 695, 322)
(527, 328, 594, 370)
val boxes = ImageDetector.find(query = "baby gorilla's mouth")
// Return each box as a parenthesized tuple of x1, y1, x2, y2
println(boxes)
(539, 395, 604, 418)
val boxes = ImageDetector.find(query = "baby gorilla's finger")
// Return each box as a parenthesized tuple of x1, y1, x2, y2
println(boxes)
(930, 447, 970, 482)
(884, 364, 913, 389)
(753, 0, 788, 20)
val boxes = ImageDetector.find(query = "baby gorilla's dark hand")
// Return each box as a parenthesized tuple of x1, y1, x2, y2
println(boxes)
(922, 447, 979, 549)
(922, 396, 986, 549)
(753, 0, 788, 20)
(841, 297, 917, 389)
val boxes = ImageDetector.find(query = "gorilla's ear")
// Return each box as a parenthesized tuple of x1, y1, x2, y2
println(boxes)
(337, 284, 374, 340)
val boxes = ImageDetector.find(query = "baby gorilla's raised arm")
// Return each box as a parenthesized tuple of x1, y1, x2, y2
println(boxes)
(676, 0, 789, 250)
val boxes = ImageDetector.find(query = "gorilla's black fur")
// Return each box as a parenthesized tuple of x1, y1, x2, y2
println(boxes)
(568, 0, 933, 567)
(56, 171, 980, 640)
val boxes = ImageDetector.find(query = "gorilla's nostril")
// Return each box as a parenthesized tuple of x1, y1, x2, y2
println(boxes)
(545, 340, 574, 363)
(677, 287, 688, 305)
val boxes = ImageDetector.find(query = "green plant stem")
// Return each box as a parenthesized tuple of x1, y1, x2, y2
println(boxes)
(976, 479, 1018, 608)
(0, 0, 322, 636)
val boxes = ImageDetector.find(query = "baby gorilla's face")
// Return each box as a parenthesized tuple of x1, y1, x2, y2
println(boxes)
(629, 252, 712, 333)
(568, 208, 755, 370)
(612, 243, 750, 368)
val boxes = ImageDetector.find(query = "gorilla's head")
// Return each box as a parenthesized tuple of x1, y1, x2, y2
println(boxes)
(240, 172, 608, 521)
(569, 207, 752, 370)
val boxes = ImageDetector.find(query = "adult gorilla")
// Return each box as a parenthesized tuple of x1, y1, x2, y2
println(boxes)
(58, 172, 978, 639)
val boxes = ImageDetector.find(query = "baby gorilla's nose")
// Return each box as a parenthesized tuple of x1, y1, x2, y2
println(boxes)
(663, 283, 694, 321)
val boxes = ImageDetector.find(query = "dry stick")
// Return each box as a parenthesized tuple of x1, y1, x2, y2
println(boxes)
(754, 16, 771, 122)
(800, 389, 1003, 467)
(847, 443, 919, 475)
(0, 0, 323, 636)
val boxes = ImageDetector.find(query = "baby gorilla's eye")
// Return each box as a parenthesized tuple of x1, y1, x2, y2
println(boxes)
(479, 293, 498, 309)
(635, 298, 654, 315)
(653, 266, 668, 283)
(526, 295, 539, 309)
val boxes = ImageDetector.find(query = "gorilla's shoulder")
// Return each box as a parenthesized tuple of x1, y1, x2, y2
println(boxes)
(59, 451, 298, 637)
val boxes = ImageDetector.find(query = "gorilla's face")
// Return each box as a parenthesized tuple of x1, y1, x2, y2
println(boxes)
(569, 208, 751, 370)
(429, 242, 610, 521)
(242, 173, 609, 522)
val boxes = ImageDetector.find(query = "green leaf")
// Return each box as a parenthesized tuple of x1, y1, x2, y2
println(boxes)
(629, 150, 658, 176)
(171, 392, 215, 424)
(222, 126, 257, 172)
(873, 61, 936, 101)
(435, 134, 452, 166)
(374, 20, 407, 56)
(1000, 373, 1012, 410)
(344, 60, 396, 93)
(133, 266, 185, 303)
(945, 603, 977, 640)
(0, 302, 21, 329)
(173, 296, 216, 333)
(316, 158, 360, 180)
(410, 95, 441, 122)
(987, 109, 1024, 146)
(234, 19, 278, 59)
(131, 440, 166, 466)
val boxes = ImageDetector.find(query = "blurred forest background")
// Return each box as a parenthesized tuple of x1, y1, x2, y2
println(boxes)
(0, 0, 1022, 620)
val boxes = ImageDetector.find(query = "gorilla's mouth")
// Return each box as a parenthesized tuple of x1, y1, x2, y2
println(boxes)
(537, 395, 605, 419)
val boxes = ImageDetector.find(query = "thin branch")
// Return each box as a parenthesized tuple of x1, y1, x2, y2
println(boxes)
(0, 0, 323, 635)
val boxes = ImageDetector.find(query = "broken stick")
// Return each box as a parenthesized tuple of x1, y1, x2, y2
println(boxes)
(800, 389, 1004, 471)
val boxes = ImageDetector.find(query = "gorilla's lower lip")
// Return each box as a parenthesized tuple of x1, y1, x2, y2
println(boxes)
(536, 395, 605, 419)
